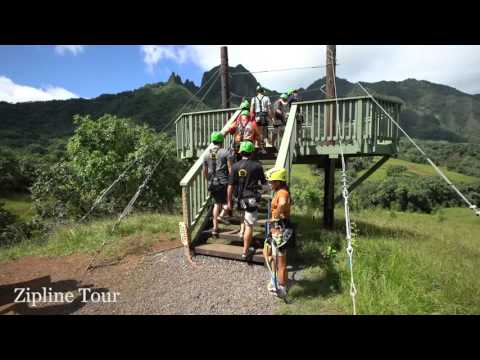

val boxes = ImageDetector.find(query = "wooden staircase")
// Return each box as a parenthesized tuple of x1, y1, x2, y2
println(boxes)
(194, 146, 278, 264)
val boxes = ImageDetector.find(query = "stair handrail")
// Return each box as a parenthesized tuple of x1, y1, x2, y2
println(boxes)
(274, 104, 298, 184)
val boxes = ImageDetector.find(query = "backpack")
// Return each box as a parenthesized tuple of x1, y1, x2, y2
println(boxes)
(254, 95, 269, 126)
(207, 147, 226, 191)
(235, 160, 262, 210)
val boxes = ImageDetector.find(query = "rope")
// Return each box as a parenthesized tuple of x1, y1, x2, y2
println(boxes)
(356, 82, 480, 217)
(81, 71, 222, 274)
(107, 73, 221, 239)
(87, 72, 220, 269)
(328, 46, 358, 315)
(78, 70, 220, 226)
(78, 157, 142, 223)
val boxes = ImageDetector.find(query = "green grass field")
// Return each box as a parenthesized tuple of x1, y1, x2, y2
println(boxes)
(360, 157, 478, 184)
(291, 164, 318, 184)
(0, 213, 181, 263)
(279, 207, 480, 315)
(281, 161, 480, 315)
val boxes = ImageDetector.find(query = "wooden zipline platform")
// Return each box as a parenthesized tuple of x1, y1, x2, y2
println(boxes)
(176, 96, 402, 263)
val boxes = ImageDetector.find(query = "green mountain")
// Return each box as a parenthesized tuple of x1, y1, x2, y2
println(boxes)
(195, 64, 278, 108)
(1, 65, 480, 152)
(303, 77, 480, 143)
(0, 74, 208, 150)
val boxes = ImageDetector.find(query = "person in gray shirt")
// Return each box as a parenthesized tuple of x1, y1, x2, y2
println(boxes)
(203, 131, 235, 236)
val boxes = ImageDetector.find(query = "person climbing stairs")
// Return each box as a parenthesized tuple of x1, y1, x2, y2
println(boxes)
(194, 144, 278, 264)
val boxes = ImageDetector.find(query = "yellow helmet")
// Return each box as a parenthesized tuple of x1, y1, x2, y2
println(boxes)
(266, 167, 287, 182)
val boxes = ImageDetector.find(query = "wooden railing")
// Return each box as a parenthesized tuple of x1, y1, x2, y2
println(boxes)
(175, 108, 238, 159)
(176, 95, 401, 245)
(295, 95, 402, 154)
(179, 110, 241, 242)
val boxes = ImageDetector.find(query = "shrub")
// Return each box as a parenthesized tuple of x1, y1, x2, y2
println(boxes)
(0, 203, 18, 246)
(31, 114, 186, 220)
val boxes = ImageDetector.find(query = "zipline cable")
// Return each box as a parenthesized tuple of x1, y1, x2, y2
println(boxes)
(232, 63, 333, 76)
(357, 82, 480, 217)
(111, 71, 221, 232)
(82, 71, 222, 273)
(328, 47, 358, 315)
(78, 70, 221, 225)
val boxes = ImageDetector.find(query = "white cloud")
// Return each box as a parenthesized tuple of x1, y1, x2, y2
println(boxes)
(149, 45, 480, 94)
(55, 45, 85, 55)
(140, 45, 191, 73)
(0, 76, 79, 103)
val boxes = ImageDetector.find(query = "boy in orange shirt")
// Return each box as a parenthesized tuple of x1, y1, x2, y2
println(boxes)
(263, 167, 293, 298)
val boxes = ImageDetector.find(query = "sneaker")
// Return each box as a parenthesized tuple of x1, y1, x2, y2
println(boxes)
(241, 253, 247, 261)
(276, 285, 287, 298)
(267, 277, 277, 293)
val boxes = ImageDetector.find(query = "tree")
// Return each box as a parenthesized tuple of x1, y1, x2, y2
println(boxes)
(32, 114, 187, 220)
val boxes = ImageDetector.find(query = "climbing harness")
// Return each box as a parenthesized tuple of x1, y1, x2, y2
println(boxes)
(357, 82, 480, 218)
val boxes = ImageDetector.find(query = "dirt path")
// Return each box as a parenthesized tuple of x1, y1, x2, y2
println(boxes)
(0, 245, 284, 315)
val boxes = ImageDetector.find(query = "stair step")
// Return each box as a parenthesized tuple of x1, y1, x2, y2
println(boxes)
(215, 231, 265, 243)
(260, 159, 276, 165)
(223, 217, 268, 226)
(194, 243, 264, 264)
(206, 232, 265, 248)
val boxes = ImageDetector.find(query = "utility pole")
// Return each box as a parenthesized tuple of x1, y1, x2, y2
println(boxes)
(324, 45, 336, 229)
(220, 46, 230, 109)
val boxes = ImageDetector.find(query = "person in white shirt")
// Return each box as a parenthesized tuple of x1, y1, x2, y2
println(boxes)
(250, 85, 272, 154)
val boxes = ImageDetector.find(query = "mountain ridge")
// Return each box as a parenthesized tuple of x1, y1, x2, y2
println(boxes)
(1, 65, 480, 149)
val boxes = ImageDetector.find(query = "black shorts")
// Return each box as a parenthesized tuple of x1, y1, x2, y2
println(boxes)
(255, 114, 269, 127)
(211, 185, 227, 204)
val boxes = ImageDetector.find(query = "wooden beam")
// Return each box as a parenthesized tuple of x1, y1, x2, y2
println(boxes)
(323, 156, 336, 229)
(323, 45, 337, 229)
(334, 155, 390, 204)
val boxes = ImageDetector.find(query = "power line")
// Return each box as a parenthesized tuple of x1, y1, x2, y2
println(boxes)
(231, 63, 334, 76)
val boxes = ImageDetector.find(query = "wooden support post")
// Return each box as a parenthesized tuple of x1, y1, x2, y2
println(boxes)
(325, 45, 336, 146)
(323, 45, 337, 229)
(323, 156, 336, 229)
(220, 46, 230, 109)
(182, 186, 193, 246)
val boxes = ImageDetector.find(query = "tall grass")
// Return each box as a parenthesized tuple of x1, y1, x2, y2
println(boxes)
(0, 213, 180, 263)
(279, 207, 480, 315)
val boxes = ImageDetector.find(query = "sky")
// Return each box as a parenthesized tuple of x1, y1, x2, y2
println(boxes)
(1, 45, 480, 103)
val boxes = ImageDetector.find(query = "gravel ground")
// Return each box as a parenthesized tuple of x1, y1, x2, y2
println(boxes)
(76, 248, 283, 315)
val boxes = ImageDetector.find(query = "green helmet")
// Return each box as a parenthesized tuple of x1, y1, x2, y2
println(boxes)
(287, 88, 295, 96)
(239, 141, 254, 154)
(241, 109, 250, 116)
(240, 99, 250, 110)
(280, 93, 288, 100)
(211, 131, 224, 143)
